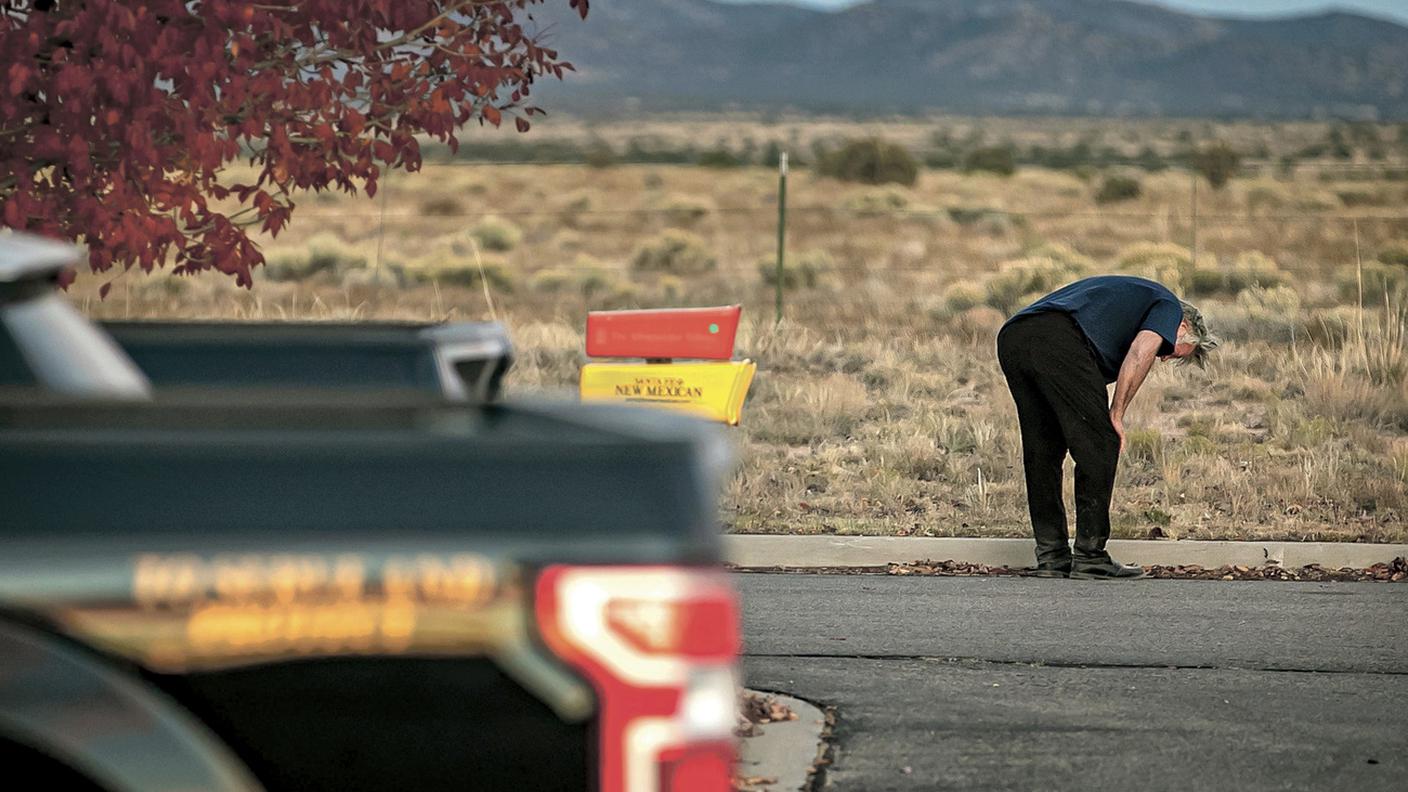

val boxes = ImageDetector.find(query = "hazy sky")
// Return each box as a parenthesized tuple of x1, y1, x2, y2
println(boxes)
(717, 0, 1408, 25)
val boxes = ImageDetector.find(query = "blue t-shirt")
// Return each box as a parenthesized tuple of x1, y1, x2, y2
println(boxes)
(1006, 275, 1182, 383)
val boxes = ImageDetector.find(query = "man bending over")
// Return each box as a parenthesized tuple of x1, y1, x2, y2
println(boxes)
(996, 275, 1218, 579)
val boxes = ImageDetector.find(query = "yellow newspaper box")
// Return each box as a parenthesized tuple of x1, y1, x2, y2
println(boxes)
(579, 360, 757, 425)
(578, 306, 756, 425)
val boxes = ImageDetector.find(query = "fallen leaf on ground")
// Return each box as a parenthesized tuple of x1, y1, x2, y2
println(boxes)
(887, 559, 1024, 577)
(741, 690, 798, 725)
(735, 693, 798, 789)
(875, 557, 1408, 582)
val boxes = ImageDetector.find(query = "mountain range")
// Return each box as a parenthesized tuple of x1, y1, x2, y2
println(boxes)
(526, 0, 1408, 118)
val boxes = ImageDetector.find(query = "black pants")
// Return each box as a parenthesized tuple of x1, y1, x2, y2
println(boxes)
(996, 312, 1120, 566)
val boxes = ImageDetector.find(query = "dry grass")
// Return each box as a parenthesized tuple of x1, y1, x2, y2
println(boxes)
(69, 119, 1408, 544)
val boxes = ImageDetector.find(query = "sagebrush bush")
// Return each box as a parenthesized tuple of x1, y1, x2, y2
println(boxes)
(630, 230, 716, 274)
(1377, 240, 1408, 268)
(1210, 284, 1295, 343)
(1229, 251, 1286, 290)
(974, 213, 1016, 236)
(946, 206, 1004, 225)
(527, 268, 575, 294)
(697, 146, 744, 168)
(1187, 270, 1226, 296)
(1335, 188, 1385, 208)
(1214, 285, 1302, 342)
(263, 232, 366, 281)
(470, 215, 523, 252)
(952, 306, 1006, 342)
(1116, 242, 1191, 271)
(584, 140, 616, 168)
(405, 230, 516, 291)
(984, 256, 1090, 314)
(1114, 242, 1196, 292)
(844, 188, 909, 216)
(592, 280, 642, 310)
(570, 255, 620, 298)
(1026, 242, 1096, 272)
(340, 265, 405, 289)
(962, 145, 1016, 176)
(301, 232, 366, 275)
(557, 191, 594, 228)
(409, 256, 515, 292)
(655, 274, 686, 304)
(420, 196, 464, 216)
(553, 229, 584, 253)
(1245, 184, 1286, 213)
(1095, 174, 1142, 204)
(529, 263, 627, 301)
(1337, 261, 1408, 305)
(1187, 251, 1285, 296)
(817, 138, 919, 186)
(1302, 305, 1363, 348)
(662, 194, 714, 226)
(1293, 191, 1342, 212)
(759, 250, 833, 289)
(1192, 142, 1240, 189)
(942, 281, 986, 314)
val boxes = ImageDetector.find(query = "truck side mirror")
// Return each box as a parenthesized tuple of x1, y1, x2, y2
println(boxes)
(0, 232, 151, 399)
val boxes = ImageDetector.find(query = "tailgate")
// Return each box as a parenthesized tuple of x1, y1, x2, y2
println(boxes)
(0, 397, 730, 792)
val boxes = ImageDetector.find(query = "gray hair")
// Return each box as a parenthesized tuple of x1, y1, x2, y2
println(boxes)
(1178, 301, 1220, 368)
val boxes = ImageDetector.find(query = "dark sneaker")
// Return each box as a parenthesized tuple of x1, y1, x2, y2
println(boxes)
(1070, 557, 1147, 580)
(1032, 562, 1071, 578)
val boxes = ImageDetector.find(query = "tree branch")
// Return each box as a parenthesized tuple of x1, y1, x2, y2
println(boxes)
(372, 0, 484, 53)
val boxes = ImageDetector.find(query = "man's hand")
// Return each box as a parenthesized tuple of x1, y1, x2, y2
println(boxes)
(1110, 410, 1126, 454)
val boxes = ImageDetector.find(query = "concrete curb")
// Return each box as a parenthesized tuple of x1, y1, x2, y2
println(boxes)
(738, 691, 827, 792)
(725, 535, 1408, 570)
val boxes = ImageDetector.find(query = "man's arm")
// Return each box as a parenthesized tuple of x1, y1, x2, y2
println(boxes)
(1108, 330, 1164, 453)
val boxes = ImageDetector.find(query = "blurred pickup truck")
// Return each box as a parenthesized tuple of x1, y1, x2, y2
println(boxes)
(1, 317, 513, 402)
(0, 234, 740, 792)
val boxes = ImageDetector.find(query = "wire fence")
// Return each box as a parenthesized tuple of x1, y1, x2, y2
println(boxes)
(291, 205, 1408, 222)
(244, 158, 1408, 324)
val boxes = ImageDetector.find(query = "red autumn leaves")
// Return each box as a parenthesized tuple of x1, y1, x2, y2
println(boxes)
(0, 0, 587, 288)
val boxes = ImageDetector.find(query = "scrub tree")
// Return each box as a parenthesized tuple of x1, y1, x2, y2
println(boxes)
(0, 0, 588, 289)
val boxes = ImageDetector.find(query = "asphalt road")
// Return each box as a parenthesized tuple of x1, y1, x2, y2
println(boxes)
(736, 574, 1408, 791)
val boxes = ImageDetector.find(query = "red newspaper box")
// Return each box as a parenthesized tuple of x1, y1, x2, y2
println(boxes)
(585, 305, 741, 361)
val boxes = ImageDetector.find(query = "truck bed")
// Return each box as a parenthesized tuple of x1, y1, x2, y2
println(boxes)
(3, 320, 512, 401)
(0, 395, 729, 792)
(0, 395, 725, 558)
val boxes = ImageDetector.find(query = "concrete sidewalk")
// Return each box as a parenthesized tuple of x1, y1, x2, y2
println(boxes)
(725, 534, 1408, 570)
(737, 692, 827, 792)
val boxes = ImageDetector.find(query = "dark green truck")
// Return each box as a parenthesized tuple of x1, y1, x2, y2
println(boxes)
(0, 234, 741, 792)
(2, 318, 511, 402)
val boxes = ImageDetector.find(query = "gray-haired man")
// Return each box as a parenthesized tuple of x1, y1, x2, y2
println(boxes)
(996, 275, 1218, 579)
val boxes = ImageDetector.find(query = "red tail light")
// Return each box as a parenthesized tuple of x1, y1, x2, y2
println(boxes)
(659, 742, 735, 791)
(606, 597, 738, 658)
(536, 566, 741, 792)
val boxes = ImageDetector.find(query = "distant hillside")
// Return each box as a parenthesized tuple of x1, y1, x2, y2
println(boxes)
(527, 0, 1408, 118)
